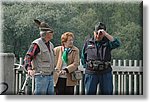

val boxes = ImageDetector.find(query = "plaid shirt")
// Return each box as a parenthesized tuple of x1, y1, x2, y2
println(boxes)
(24, 42, 50, 70)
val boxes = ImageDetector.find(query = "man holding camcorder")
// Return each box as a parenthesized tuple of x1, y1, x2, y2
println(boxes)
(81, 22, 121, 95)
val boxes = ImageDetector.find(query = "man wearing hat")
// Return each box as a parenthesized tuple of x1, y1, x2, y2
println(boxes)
(81, 22, 121, 95)
(24, 19, 55, 95)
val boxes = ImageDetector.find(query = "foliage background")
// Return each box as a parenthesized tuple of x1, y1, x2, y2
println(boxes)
(2, 1, 143, 61)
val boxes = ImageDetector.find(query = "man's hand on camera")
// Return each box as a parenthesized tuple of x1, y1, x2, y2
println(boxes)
(104, 32, 109, 36)
(103, 31, 114, 41)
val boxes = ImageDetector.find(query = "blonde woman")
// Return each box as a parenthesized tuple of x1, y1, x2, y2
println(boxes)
(54, 32, 80, 95)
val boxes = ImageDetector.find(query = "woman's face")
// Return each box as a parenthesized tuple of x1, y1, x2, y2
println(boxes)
(64, 36, 74, 48)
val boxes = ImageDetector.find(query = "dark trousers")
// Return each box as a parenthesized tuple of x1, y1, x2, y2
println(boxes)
(55, 77, 74, 95)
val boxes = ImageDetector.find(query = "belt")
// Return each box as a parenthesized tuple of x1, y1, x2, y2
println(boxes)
(35, 71, 53, 76)
(92, 61, 110, 65)
(87, 66, 109, 71)
(86, 61, 111, 71)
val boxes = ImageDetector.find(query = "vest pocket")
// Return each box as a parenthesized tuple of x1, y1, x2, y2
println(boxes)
(41, 50, 50, 62)
(86, 46, 97, 60)
(86, 45, 95, 49)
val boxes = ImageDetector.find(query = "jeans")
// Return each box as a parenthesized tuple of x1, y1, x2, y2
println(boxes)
(34, 75, 54, 95)
(84, 71, 113, 95)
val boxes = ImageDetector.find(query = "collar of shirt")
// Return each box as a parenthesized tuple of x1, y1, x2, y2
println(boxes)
(64, 47, 71, 53)
(41, 38, 50, 51)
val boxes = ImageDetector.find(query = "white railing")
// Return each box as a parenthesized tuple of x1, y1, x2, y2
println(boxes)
(111, 60, 143, 95)
(14, 58, 143, 95)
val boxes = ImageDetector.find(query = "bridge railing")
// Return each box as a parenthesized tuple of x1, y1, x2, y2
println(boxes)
(14, 58, 143, 95)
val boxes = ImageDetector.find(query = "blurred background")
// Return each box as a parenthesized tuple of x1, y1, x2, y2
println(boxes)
(1, 1, 143, 62)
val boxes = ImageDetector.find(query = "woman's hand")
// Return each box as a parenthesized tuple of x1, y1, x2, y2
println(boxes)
(59, 70, 67, 75)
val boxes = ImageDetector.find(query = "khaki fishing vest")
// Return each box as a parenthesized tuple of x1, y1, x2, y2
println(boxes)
(31, 38, 55, 74)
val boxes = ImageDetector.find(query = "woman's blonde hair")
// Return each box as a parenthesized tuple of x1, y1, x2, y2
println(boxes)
(61, 32, 74, 45)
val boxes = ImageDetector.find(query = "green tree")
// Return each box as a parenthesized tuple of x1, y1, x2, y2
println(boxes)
(2, 2, 143, 61)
